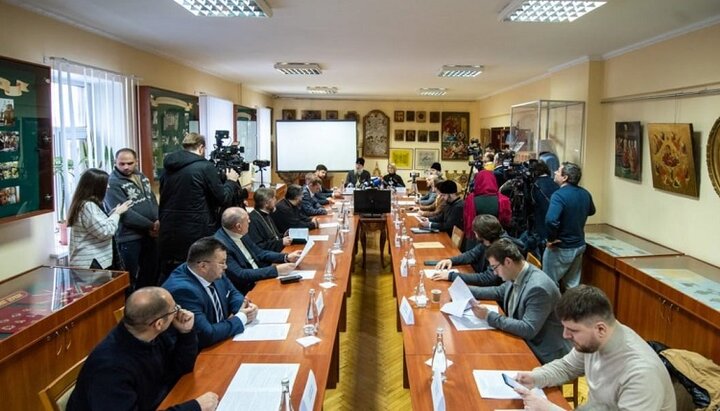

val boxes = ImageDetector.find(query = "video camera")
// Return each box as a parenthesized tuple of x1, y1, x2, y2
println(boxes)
(409, 171, 420, 183)
(209, 130, 250, 178)
(252, 159, 270, 169)
(467, 138, 484, 169)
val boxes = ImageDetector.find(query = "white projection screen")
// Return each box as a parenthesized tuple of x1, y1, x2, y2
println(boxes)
(276, 120, 357, 171)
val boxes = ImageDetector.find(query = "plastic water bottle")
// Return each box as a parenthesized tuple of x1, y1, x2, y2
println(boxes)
(431, 327, 447, 382)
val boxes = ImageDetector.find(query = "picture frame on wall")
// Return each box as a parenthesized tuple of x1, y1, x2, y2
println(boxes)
(345, 111, 359, 121)
(405, 130, 416, 142)
(614, 121, 642, 181)
(302, 110, 322, 120)
(429, 130, 440, 142)
(441, 112, 470, 160)
(390, 148, 413, 169)
(418, 130, 428, 142)
(362, 110, 390, 158)
(415, 149, 439, 170)
(429, 111, 440, 123)
(416, 111, 426, 123)
(394, 111, 404, 122)
(406, 110, 415, 122)
(282, 109, 296, 120)
(648, 123, 698, 197)
(326, 110, 339, 120)
(394, 129, 404, 141)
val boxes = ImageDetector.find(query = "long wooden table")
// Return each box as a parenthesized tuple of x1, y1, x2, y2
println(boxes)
(387, 206, 569, 409)
(161, 208, 356, 410)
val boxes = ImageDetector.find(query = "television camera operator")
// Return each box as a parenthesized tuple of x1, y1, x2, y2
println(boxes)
(158, 132, 246, 280)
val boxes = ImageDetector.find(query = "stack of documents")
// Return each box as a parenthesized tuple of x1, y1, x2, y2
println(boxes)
(440, 277, 497, 331)
(233, 309, 292, 341)
(217, 363, 300, 411)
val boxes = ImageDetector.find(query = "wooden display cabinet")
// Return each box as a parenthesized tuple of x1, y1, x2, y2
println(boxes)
(0, 266, 128, 410)
(615, 255, 720, 364)
(582, 224, 680, 309)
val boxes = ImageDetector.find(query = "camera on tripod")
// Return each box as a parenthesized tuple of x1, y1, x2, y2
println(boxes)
(467, 138, 484, 169)
(252, 159, 270, 169)
(409, 171, 420, 182)
(209, 130, 250, 178)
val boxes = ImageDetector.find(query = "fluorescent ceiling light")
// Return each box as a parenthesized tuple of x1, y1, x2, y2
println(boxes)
(499, 0, 607, 23)
(438, 65, 484, 78)
(173, 0, 272, 18)
(307, 86, 338, 95)
(419, 88, 447, 96)
(274, 63, 322, 75)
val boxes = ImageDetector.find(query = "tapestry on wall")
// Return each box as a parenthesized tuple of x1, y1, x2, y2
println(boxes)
(440, 112, 469, 160)
(648, 123, 699, 197)
(614, 121, 642, 181)
(362, 110, 389, 158)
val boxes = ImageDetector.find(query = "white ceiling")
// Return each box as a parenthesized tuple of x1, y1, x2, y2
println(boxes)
(9, 0, 720, 100)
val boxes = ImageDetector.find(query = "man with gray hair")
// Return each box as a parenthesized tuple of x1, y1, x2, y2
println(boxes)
(247, 187, 291, 252)
(215, 207, 300, 293)
(543, 162, 595, 291)
(68, 287, 219, 411)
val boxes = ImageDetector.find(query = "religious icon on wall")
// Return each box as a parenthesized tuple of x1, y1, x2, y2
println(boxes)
(362, 110, 390, 158)
(345, 111, 359, 121)
(416, 111, 426, 123)
(394, 111, 404, 122)
(429, 130, 440, 142)
(326, 110, 338, 120)
(301, 110, 322, 120)
(429, 111, 440, 123)
(394, 129, 404, 142)
(282, 109, 296, 120)
(440, 112, 470, 160)
(406, 111, 415, 122)
(0, 99, 15, 126)
(417, 130, 428, 142)
(405, 130, 416, 142)
(648, 123, 699, 197)
(614, 122, 642, 181)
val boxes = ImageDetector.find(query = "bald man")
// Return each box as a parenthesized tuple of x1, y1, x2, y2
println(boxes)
(68, 287, 218, 411)
(214, 207, 300, 294)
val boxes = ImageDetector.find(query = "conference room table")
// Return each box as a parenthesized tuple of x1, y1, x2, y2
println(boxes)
(387, 203, 569, 410)
(161, 207, 357, 410)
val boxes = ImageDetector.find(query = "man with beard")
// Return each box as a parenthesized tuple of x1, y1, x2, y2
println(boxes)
(105, 148, 159, 290)
(515, 285, 675, 411)
(247, 187, 291, 252)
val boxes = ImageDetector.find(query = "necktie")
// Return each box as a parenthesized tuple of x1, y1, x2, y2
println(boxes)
(507, 283, 518, 318)
(208, 283, 224, 323)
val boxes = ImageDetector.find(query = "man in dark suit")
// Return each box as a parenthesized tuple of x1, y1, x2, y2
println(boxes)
(418, 180, 464, 236)
(272, 184, 319, 234)
(343, 157, 371, 188)
(301, 173, 329, 216)
(470, 239, 570, 364)
(162, 237, 258, 349)
(247, 187, 291, 252)
(216, 207, 300, 294)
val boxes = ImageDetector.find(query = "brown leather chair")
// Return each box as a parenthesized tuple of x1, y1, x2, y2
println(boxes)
(526, 252, 542, 269)
(451, 226, 464, 250)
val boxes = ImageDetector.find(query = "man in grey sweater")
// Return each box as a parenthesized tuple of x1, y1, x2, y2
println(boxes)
(516, 285, 675, 411)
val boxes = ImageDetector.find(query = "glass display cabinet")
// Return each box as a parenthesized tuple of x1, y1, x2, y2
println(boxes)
(508, 100, 585, 165)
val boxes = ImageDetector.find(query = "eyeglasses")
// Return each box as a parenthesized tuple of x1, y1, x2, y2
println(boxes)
(489, 262, 502, 273)
(199, 260, 227, 267)
(148, 304, 181, 326)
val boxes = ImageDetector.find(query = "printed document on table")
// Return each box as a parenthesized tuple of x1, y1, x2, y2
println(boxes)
(472, 370, 547, 400)
(309, 235, 329, 241)
(319, 222, 339, 229)
(217, 363, 300, 411)
(422, 269, 459, 279)
(413, 241, 445, 249)
(288, 270, 316, 280)
(448, 305, 498, 331)
(233, 323, 291, 341)
(253, 309, 290, 325)
(440, 277, 474, 317)
(294, 239, 315, 267)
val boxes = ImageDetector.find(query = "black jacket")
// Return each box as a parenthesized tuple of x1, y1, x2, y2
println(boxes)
(429, 197, 464, 236)
(344, 169, 371, 187)
(247, 208, 285, 252)
(382, 173, 405, 188)
(272, 198, 315, 234)
(104, 168, 158, 244)
(158, 150, 238, 262)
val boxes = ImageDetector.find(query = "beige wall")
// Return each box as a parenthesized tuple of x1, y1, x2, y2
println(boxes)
(0, 4, 258, 280)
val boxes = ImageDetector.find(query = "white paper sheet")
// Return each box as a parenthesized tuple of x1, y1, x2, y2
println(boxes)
(319, 222, 339, 229)
(440, 277, 474, 317)
(399, 296, 415, 325)
(472, 370, 547, 400)
(296, 335, 322, 348)
(431, 370, 446, 411)
(309, 235, 329, 241)
(294, 239, 315, 267)
(217, 363, 300, 411)
(253, 309, 291, 325)
(300, 370, 317, 411)
(288, 270, 316, 280)
(319, 281, 337, 289)
(448, 306, 498, 331)
(233, 323, 291, 341)
(289, 228, 309, 240)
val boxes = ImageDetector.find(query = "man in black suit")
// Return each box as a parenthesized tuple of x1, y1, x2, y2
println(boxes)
(247, 187, 291, 252)
(343, 157, 371, 188)
(272, 184, 319, 234)
(419, 180, 464, 236)
(215, 207, 300, 294)
(301, 173, 329, 216)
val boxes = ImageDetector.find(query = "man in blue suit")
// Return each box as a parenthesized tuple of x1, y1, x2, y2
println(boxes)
(301, 173, 329, 216)
(163, 236, 258, 349)
(215, 207, 301, 294)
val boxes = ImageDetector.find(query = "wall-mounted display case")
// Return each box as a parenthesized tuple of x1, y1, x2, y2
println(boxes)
(0, 56, 53, 224)
(138, 86, 199, 191)
(509, 100, 585, 165)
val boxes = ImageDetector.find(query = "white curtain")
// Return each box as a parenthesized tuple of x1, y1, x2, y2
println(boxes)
(48, 57, 137, 222)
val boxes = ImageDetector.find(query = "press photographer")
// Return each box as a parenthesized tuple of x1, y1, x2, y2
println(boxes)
(158, 132, 243, 280)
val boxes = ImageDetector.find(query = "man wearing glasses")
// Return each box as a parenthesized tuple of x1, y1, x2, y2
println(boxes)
(68, 287, 219, 411)
(163, 236, 258, 349)
(469, 239, 569, 364)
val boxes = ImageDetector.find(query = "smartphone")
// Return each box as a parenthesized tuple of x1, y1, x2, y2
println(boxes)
(502, 373, 522, 390)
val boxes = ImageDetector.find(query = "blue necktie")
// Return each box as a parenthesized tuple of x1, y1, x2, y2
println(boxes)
(208, 283, 224, 323)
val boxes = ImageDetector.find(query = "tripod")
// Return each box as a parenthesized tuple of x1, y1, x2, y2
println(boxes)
(255, 165, 268, 188)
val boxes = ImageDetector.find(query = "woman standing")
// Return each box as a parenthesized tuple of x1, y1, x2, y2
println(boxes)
(68, 168, 131, 269)
(462, 170, 512, 250)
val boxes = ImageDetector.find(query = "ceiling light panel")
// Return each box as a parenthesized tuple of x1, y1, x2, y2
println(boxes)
(173, 0, 272, 18)
(274, 63, 322, 75)
(419, 88, 447, 96)
(438, 65, 484, 78)
(307, 86, 338, 95)
(500, 0, 607, 23)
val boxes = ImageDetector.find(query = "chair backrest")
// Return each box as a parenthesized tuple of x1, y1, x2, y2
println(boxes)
(39, 357, 86, 411)
(527, 252, 542, 269)
(113, 306, 124, 324)
(451, 226, 464, 250)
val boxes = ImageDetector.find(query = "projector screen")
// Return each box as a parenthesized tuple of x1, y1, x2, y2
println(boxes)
(276, 120, 357, 171)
